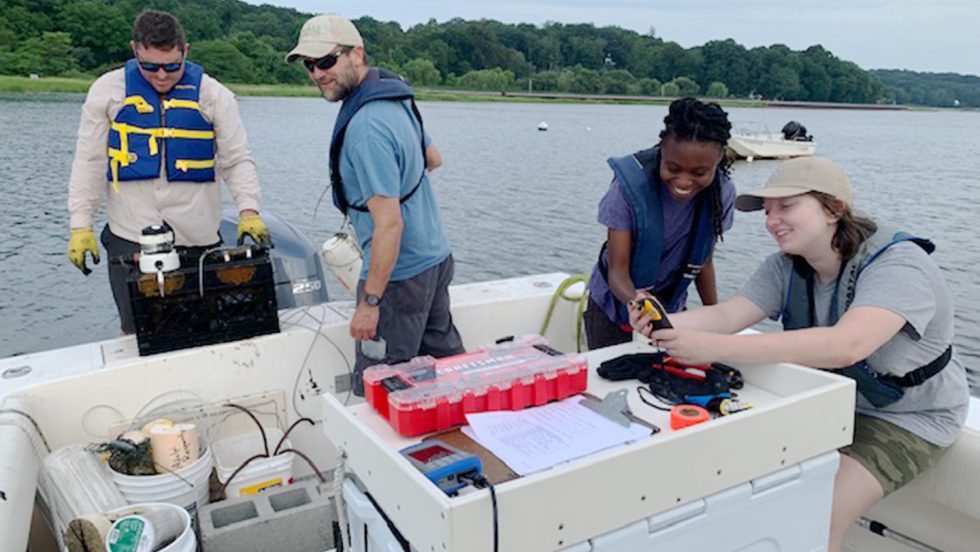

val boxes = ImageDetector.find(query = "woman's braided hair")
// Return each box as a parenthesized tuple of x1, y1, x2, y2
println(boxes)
(657, 97, 733, 239)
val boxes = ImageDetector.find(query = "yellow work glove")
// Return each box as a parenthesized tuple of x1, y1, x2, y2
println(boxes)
(237, 213, 272, 246)
(68, 227, 100, 275)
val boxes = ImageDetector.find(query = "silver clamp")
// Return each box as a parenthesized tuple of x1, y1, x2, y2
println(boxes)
(579, 389, 632, 427)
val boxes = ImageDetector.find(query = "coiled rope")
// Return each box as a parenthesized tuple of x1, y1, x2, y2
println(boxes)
(539, 274, 590, 352)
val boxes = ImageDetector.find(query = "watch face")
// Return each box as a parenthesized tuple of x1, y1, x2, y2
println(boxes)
(365, 294, 381, 306)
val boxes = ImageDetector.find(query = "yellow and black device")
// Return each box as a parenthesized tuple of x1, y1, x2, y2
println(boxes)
(640, 296, 673, 331)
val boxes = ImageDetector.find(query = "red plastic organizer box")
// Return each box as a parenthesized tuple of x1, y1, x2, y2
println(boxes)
(363, 336, 588, 436)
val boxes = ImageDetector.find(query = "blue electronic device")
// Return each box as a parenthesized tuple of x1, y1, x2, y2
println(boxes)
(399, 440, 484, 494)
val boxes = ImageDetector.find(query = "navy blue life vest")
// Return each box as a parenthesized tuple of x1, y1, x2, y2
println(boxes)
(597, 147, 722, 325)
(781, 227, 951, 407)
(329, 68, 426, 215)
(106, 59, 216, 190)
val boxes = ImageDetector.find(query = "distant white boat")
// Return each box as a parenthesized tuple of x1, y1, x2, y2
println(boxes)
(727, 121, 816, 161)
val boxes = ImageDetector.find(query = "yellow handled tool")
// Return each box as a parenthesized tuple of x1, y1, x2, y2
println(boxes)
(641, 297, 673, 330)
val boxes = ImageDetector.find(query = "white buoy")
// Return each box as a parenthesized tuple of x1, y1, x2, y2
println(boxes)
(538, 121, 548, 131)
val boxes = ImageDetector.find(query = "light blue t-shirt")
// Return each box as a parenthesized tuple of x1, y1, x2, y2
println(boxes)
(339, 99, 451, 282)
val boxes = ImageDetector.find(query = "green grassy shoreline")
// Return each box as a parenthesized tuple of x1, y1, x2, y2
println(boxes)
(0, 75, 744, 106)
(4, 75, 946, 111)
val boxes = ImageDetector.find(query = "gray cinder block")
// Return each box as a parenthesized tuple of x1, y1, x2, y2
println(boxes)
(199, 480, 335, 552)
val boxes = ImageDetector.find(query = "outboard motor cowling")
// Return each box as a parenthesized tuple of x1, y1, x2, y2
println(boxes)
(781, 121, 812, 141)
(219, 210, 329, 309)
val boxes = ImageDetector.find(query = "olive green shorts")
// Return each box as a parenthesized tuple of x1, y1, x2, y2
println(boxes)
(841, 414, 947, 495)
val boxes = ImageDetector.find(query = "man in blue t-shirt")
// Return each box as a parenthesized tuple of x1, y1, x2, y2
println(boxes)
(287, 14, 463, 395)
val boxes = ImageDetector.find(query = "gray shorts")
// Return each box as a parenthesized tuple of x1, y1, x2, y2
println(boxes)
(353, 255, 464, 396)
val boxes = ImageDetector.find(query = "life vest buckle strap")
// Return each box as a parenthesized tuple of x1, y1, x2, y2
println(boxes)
(175, 158, 216, 172)
(109, 159, 121, 193)
(162, 98, 202, 111)
(884, 345, 952, 388)
(124, 95, 154, 114)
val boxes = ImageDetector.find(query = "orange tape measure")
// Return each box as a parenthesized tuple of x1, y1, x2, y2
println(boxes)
(670, 405, 710, 430)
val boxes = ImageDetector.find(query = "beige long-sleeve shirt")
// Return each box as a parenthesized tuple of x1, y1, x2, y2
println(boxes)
(68, 67, 261, 246)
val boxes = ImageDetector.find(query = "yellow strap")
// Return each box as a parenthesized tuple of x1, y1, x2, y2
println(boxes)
(123, 95, 155, 114)
(109, 159, 120, 193)
(111, 122, 214, 141)
(162, 98, 201, 111)
(107, 147, 128, 164)
(107, 147, 130, 193)
(159, 128, 216, 140)
(108, 121, 214, 188)
(175, 159, 216, 172)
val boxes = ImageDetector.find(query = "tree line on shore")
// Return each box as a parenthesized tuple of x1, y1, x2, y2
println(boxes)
(1, 0, 975, 107)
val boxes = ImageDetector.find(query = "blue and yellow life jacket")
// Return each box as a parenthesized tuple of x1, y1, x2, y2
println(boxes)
(781, 227, 951, 407)
(597, 147, 723, 325)
(106, 59, 216, 191)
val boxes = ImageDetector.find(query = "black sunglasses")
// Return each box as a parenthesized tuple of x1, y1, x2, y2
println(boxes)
(303, 47, 352, 73)
(137, 57, 184, 73)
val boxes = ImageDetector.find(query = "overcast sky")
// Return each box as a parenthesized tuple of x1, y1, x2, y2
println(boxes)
(256, 0, 979, 76)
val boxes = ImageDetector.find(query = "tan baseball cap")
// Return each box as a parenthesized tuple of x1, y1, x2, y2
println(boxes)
(285, 14, 363, 62)
(735, 157, 854, 212)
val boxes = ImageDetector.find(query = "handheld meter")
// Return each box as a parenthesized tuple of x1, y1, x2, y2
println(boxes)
(400, 440, 483, 494)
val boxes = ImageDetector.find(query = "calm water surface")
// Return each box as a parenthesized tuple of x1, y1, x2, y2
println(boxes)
(1, 94, 978, 392)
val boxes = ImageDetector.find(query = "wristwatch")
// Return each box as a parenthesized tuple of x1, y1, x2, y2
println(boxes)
(364, 293, 383, 307)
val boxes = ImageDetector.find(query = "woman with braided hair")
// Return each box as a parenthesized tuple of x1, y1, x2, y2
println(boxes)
(584, 97, 735, 349)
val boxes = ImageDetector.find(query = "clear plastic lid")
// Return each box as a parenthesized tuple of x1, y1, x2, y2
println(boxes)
(363, 335, 587, 409)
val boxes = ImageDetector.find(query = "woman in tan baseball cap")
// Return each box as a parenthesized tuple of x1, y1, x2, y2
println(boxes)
(629, 156, 969, 552)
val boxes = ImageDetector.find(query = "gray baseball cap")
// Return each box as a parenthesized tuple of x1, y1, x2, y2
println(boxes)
(735, 157, 854, 212)
(285, 14, 363, 62)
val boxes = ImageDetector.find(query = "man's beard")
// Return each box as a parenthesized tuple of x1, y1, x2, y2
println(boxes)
(320, 69, 356, 102)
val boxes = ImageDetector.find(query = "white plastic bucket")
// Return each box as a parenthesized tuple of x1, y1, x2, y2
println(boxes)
(108, 445, 213, 514)
(212, 428, 294, 497)
(104, 503, 195, 552)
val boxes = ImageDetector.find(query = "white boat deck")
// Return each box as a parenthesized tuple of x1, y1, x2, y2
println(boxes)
(2, 272, 979, 552)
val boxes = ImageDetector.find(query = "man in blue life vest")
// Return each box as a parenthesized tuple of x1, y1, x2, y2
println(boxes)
(287, 14, 464, 396)
(67, 10, 271, 333)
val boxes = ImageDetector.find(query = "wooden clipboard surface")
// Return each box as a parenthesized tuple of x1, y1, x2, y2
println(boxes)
(423, 427, 519, 485)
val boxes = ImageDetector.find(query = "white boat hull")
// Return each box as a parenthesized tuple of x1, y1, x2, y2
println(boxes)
(727, 133, 816, 160)
(2, 273, 978, 551)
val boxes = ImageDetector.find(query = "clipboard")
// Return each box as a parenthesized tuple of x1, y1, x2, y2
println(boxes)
(422, 392, 658, 485)
(580, 391, 660, 433)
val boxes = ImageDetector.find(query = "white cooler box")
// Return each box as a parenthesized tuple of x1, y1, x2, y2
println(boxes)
(342, 452, 838, 552)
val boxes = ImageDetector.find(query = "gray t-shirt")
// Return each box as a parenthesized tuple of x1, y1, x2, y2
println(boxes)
(739, 242, 969, 446)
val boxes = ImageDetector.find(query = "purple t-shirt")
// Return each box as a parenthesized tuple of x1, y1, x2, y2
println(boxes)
(588, 174, 735, 322)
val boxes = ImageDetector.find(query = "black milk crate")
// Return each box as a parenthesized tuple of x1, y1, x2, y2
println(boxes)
(128, 247, 280, 356)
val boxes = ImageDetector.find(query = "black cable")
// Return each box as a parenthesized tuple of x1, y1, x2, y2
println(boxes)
(460, 473, 498, 552)
(487, 482, 498, 552)
(277, 447, 327, 483)
(275, 417, 314, 455)
(224, 403, 269, 457)
(636, 385, 672, 411)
